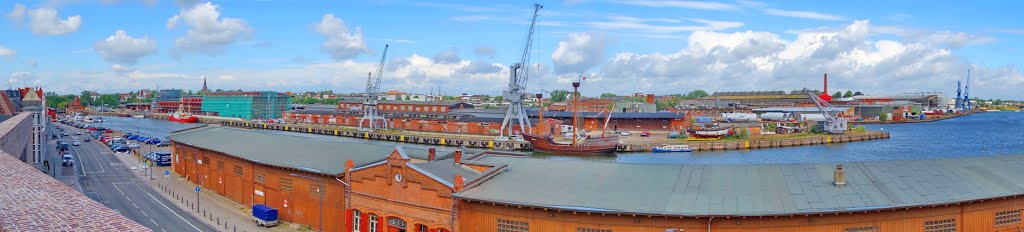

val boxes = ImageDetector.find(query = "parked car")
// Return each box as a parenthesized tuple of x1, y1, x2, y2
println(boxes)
(157, 140, 171, 147)
(145, 138, 161, 145)
(62, 132, 69, 136)
(135, 136, 149, 142)
(111, 146, 130, 153)
(126, 135, 139, 140)
(619, 131, 632, 136)
(105, 129, 113, 133)
(127, 143, 141, 149)
(640, 131, 651, 137)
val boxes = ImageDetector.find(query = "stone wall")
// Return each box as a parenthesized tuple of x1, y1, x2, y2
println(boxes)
(0, 112, 34, 162)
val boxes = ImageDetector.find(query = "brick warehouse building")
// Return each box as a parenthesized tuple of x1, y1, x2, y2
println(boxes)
(172, 125, 1024, 232)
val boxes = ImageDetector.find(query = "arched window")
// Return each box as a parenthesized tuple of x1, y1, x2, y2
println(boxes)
(369, 214, 378, 232)
(352, 210, 361, 232)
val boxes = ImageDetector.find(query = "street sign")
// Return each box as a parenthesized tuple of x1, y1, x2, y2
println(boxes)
(195, 186, 200, 192)
(164, 170, 170, 177)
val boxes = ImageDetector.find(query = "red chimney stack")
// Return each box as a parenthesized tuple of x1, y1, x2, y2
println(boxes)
(454, 150, 462, 164)
(428, 148, 436, 161)
(824, 73, 828, 94)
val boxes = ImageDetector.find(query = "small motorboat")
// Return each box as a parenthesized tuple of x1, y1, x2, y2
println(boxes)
(652, 144, 693, 152)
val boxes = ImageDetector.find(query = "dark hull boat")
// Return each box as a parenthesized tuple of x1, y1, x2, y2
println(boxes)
(523, 134, 619, 155)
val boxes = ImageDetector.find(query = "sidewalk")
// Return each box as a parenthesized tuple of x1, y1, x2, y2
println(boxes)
(109, 144, 299, 232)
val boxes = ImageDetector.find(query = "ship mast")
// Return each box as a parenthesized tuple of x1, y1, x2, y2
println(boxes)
(571, 78, 580, 146)
(536, 93, 544, 135)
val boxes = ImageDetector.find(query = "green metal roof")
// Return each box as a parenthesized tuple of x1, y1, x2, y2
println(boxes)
(168, 126, 431, 175)
(457, 154, 1024, 216)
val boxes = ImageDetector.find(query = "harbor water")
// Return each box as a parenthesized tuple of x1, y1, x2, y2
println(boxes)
(95, 112, 1023, 164)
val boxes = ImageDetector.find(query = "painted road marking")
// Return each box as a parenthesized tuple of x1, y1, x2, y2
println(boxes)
(146, 191, 203, 232)
(150, 218, 161, 228)
(72, 143, 105, 174)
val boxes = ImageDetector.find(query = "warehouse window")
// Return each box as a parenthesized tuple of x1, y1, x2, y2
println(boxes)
(255, 173, 265, 184)
(352, 210, 361, 232)
(844, 226, 878, 232)
(497, 218, 528, 232)
(309, 183, 324, 199)
(996, 209, 1022, 227)
(233, 165, 243, 176)
(924, 218, 956, 232)
(370, 214, 378, 232)
(216, 161, 224, 170)
(203, 157, 210, 166)
(280, 178, 294, 192)
(576, 228, 611, 232)
(417, 224, 428, 232)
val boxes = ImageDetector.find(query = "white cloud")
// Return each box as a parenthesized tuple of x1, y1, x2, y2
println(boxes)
(474, 46, 496, 58)
(618, 0, 739, 11)
(0, 45, 15, 57)
(762, 8, 845, 21)
(552, 32, 608, 74)
(167, 2, 252, 57)
(590, 20, 1024, 99)
(6, 3, 26, 22)
(585, 16, 743, 34)
(315, 14, 370, 60)
(24, 7, 82, 35)
(94, 30, 158, 65)
(433, 50, 461, 64)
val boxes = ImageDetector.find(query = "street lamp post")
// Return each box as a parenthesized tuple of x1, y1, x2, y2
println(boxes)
(290, 173, 324, 232)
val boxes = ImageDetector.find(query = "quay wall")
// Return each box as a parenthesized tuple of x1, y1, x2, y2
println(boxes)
(220, 121, 889, 153)
(616, 131, 889, 152)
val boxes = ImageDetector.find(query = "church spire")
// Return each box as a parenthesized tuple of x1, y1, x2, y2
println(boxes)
(199, 75, 210, 94)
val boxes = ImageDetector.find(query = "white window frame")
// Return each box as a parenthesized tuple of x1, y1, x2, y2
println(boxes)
(353, 210, 361, 232)
(370, 214, 378, 232)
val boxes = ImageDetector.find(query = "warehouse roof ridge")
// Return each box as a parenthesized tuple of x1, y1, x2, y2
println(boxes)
(168, 126, 436, 175)
(455, 153, 1024, 217)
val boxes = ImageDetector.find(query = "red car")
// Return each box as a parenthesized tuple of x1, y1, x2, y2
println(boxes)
(104, 129, 113, 133)
(640, 131, 652, 137)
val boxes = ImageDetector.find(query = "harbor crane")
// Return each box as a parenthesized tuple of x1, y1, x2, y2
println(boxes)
(497, 3, 542, 140)
(805, 87, 848, 134)
(963, 69, 971, 112)
(359, 44, 389, 132)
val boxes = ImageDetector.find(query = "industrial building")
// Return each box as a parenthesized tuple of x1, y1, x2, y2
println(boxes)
(201, 91, 292, 120)
(170, 126, 1024, 232)
(337, 99, 471, 113)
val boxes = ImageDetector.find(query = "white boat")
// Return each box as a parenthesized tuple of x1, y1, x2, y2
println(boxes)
(132, 115, 144, 118)
(652, 144, 693, 153)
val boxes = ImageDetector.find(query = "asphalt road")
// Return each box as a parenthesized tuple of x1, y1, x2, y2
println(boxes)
(56, 124, 215, 232)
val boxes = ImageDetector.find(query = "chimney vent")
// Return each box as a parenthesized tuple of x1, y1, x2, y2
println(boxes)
(834, 164, 846, 186)
(454, 150, 463, 164)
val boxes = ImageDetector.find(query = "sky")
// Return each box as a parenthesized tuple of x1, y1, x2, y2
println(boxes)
(1, 0, 1022, 100)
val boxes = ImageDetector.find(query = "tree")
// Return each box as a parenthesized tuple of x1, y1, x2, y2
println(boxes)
(685, 90, 709, 99)
(994, 99, 1003, 105)
(482, 95, 492, 102)
(843, 90, 853, 98)
(833, 91, 842, 99)
(600, 93, 617, 98)
(550, 90, 571, 102)
(494, 96, 503, 102)
(404, 95, 411, 101)
(57, 101, 69, 109)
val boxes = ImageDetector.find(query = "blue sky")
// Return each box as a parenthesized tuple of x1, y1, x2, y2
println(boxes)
(1, 0, 1022, 100)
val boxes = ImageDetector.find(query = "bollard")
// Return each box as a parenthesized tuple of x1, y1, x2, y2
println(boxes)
(234, 226, 236, 232)
(217, 217, 219, 225)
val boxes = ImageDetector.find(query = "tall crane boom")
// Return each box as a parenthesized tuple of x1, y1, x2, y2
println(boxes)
(498, 3, 542, 140)
(366, 45, 389, 99)
(359, 44, 390, 131)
